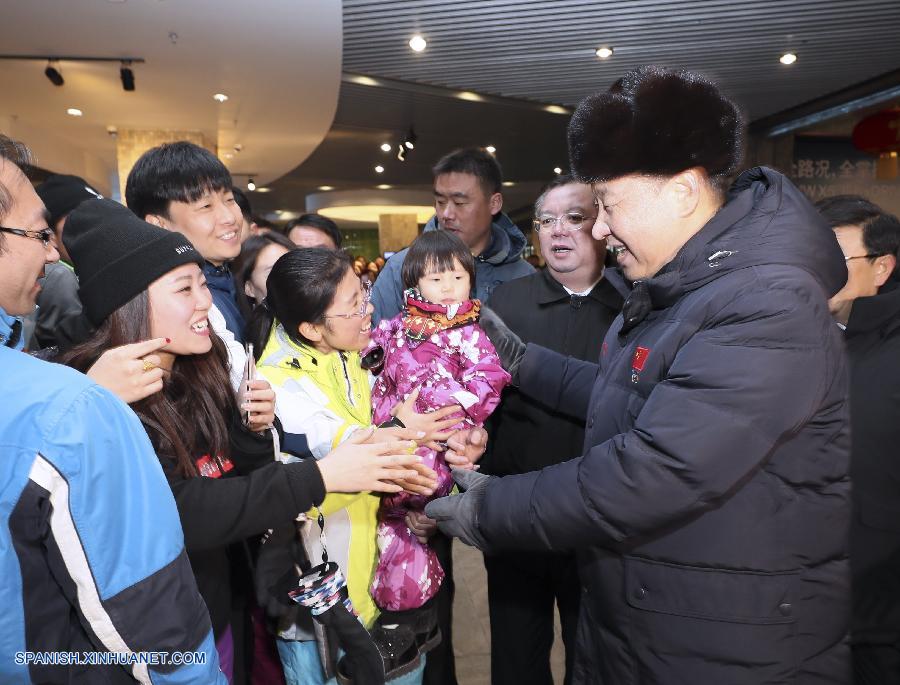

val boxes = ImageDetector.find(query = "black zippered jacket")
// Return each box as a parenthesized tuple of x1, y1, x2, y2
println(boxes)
(478, 168, 852, 684)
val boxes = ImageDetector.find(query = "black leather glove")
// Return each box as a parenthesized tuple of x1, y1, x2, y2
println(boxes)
(424, 468, 494, 551)
(478, 306, 525, 384)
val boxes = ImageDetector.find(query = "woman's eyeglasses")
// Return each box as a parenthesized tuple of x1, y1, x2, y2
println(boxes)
(324, 279, 372, 319)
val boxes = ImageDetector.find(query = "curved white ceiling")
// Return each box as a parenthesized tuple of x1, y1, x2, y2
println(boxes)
(0, 0, 342, 194)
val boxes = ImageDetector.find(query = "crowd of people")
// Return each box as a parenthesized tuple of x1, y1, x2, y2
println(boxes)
(2, 65, 899, 685)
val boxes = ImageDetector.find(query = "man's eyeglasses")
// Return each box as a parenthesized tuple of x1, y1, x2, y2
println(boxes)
(0, 226, 54, 248)
(532, 212, 596, 233)
(844, 253, 881, 262)
(325, 279, 372, 319)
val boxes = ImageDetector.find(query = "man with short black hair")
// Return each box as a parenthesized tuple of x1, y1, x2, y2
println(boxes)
(481, 175, 622, 685)
(285, 213, 342, 250)
(816, 194, 900, 684)
(126, 141, 248, 386)
(0, 135, 225, 683)
(428, 66, 852, 684)
(371, 147, 533, 324)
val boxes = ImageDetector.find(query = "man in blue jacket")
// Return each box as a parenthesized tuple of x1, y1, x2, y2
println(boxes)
(0, 135, 225, 683)
(428, 68, 852, 684)
(371, 147, 533, 324)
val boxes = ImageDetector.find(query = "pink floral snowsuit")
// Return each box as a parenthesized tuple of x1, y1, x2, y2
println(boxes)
(366, 291, 510, 611)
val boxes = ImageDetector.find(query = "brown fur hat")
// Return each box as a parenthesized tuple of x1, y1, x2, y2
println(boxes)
(568, 66, 744, 183)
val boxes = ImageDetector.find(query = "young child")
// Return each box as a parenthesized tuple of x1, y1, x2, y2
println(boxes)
(365, 230, 510, 613)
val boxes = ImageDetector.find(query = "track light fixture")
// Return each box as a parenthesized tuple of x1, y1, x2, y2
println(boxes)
(45, 61, 64, 87)
(120, 61, 135, 91)
(247, 178, 257, 192)
(403, 127, 417, 150)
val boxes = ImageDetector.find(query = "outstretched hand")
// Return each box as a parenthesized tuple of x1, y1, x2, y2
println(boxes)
(317, 427, 423, 494)
(424, 467, 494, 550)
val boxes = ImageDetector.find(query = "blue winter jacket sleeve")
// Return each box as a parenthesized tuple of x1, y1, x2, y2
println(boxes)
(478, 282, 844, 553)
(0, 353, 225, 684)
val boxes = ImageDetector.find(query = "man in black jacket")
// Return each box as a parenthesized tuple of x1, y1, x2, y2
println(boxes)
(816, 195, 900, 684)
(428, 67, 852, 684)
(481, 175, 621, 685)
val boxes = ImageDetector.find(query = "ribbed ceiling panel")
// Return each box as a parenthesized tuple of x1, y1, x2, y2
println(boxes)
(343, 0, 900, 118)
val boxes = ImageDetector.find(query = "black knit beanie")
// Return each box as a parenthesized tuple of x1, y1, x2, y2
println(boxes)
(64, 198, 203, 326)
(36, 174, 103, 227)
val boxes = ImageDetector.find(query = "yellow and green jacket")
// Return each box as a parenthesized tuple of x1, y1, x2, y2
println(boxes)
(257, 323, 380, 628)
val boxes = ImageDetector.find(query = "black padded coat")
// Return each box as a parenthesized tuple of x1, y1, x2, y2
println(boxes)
(478, 168, 853, 684)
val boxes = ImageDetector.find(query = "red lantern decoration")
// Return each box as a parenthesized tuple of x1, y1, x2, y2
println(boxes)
(852, 109, 900, 155)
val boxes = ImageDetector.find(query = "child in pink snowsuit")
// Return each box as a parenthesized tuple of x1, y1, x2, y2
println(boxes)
(365, 231, 510, 612)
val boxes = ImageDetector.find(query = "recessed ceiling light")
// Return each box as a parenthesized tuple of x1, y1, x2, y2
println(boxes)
(457, 91, 483, 102)
(409, 35, 427, 52)
(485, 145, 496, 154)
(595, 47, 613, 59)
(377, 184, 392, 190)
(380, 142, 392, 152)
(544, 105, 569, 115)
(780, 52, 797, 65)
(502, 181, 515, 187)
(318, 185, 335, 191)
(213, 93, 229, 103)
(375, 165, 385, 174)
(553, 167, 562, 174)
(224, 152, 234, 159)
(66, 108, 83, 117)
(255, 187, 271, 193)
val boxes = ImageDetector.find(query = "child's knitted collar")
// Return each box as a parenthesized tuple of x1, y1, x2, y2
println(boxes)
(402, 288, 480, 340)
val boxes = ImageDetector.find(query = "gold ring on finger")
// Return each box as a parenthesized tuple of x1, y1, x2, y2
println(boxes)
(142, 359, 156, 373)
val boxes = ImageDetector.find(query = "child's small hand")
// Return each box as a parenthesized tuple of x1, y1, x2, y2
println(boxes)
(385, 461, 438, 496)
(444, 426, 488, 469)
(406, 510, 439, 544)
(392, 388, 460, 444)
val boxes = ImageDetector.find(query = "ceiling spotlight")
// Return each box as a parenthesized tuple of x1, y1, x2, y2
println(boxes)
(409, 35, 427, 52)
(595, 47, 613, 59)
(318, 185, 335, 191)
(213, 93, 229, 103)
(780, 52, 797, 65)
(380, 142, 392, 152)
(553, 167, 562, 174)
(485, 145, 496, 154)
(377, 184, 392, 190)
(255, 187, 271, 193)
(375, 165, 385, 174)
(45, 62, 64, 87)
(120, 61, 135, 91)
(66, 108, 83, 117)
(403, 127, 417, 150)
(247, 178, 257, 191)
(502, 181, 516, 187)
(397, 145, 408, 162)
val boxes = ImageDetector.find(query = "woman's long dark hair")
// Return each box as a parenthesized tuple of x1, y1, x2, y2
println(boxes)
(231, 231, 296, 322)
(61, 289, 234, 478)
(247, 247, 354, 360)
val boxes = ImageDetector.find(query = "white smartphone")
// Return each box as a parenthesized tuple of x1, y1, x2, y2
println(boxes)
(243, 342, 255, 425)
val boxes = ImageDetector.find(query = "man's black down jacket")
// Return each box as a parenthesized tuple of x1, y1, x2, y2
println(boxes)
(478, 168, 852, 684)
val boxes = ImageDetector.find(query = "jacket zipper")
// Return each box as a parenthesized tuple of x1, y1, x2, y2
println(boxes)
(339, 353, 355, 407)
